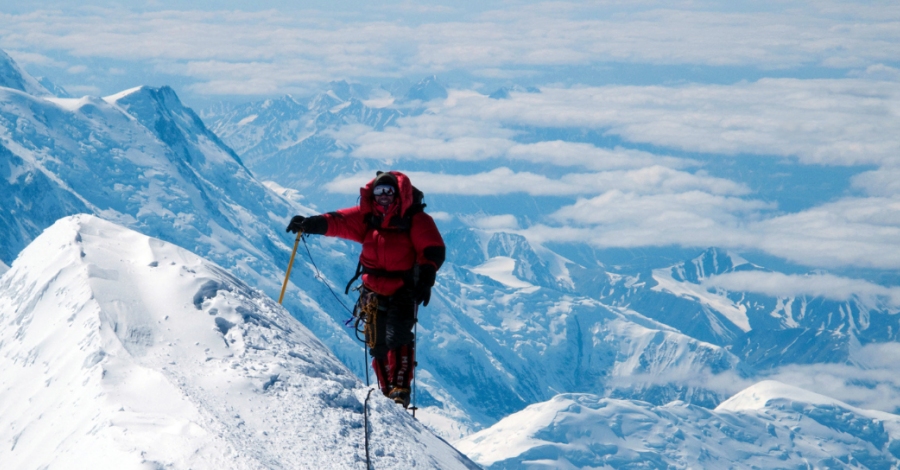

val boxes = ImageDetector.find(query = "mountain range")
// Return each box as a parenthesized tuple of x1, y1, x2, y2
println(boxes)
(2, 48, 900, 466)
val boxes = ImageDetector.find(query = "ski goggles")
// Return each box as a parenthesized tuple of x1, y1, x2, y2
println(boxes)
(373, 185, 396, 196)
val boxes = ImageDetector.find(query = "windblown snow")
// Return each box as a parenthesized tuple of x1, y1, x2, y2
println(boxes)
(0, 215, 477, 470)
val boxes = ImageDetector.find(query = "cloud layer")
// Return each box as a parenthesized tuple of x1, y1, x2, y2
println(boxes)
(5, 1, 898, 276)
(324, 167, 749, 197)
(3, 1, 900, 97)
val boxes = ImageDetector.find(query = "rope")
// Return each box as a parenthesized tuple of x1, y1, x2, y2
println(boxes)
(300, 235, 353, 315)
(364, 346, 370, 387)
(364, 388, 374, 470)
(299, 236, 375, 399)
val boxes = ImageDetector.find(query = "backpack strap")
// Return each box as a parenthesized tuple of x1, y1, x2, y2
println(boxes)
(345, 261, 364, 295)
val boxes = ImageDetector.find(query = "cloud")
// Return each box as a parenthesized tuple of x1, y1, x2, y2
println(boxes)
(750, 196, 900, 270)
(538, 190, 770, 247)
(617, 342, 900, 414)
(467, 80, 900, 167)
(428, 211, 454, 222)
(336, 80, 899, 169)
(333, 101, 696, 171)
(763, 355, 900, 414)
(5, 50, 66, 67)
(520, 190, 774, 252)
(852, 64, 900, 82)
(61, 84, 101, 96)
(530, 191, 900, 270)
(852, 167, 900, 197)
(3, 2, 900, 95)
(701, 271, 900, 308)
(506, 141, 694, 171)
(323, 167, 749, 197)
(466, 214, 519, 230)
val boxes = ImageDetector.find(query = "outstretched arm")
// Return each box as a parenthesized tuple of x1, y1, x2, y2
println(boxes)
(285, 206, 367, 244)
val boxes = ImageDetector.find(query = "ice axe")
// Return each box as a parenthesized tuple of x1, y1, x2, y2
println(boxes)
(279, 230, 303, 304)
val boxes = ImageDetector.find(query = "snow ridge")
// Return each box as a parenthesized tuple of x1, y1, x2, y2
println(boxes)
(0, 215, 477, 469)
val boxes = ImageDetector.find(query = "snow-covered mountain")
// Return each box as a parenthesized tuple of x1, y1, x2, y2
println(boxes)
(199, 75, 900, 438)
(202, 81, 400, 204)
(0, 50, 50, 97)
(0, 51, 368, 379)
(0, 50, 749, 439)
(0, 214, 478, 469)
(417, 229, 745, 431)
(457, 380, 900, 468)
(587, 247, 900, 368)
(6, 46, 900, 459)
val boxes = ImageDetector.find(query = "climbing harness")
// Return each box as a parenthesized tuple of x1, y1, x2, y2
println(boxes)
(350, 287, 383, 348)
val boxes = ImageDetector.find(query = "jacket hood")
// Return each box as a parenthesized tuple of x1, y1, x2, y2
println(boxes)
(359, 171, 414, 218)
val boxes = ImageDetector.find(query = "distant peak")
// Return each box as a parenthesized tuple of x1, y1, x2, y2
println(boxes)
(716, 380, 855, 413)
(488, 85, 540, 100)
(0, 49, 52, 97)
(105, 85, 189, 117)
(103, 85, 147, 104)
(403, 75, 448, 102)
(36, 76, 71, 98)
(668, 247, 759, 282)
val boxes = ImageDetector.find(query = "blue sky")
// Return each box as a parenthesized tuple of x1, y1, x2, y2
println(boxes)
(2, 1, 899, 296)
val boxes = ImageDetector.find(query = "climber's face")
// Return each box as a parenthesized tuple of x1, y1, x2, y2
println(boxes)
(374, 185, 395, 207)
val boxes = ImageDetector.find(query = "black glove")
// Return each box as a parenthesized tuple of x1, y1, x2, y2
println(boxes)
(415, 264, 437, 306)
(285, 215, 328, 235)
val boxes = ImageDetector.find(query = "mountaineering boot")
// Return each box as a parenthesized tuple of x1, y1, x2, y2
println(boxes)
(372, 357, 391, 396)
(389, 387, 411, 408)
(386, 344, 415, 407)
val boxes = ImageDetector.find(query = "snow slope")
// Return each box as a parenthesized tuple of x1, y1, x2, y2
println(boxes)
(457, 381, 900, 469)
(0, 215, 478, 469)
(0, 51, 50, 97)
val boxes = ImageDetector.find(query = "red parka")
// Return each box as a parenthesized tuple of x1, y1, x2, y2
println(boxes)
(323, 171, 445, 296)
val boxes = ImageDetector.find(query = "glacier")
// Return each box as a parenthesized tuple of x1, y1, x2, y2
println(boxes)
(0, 214, 478, 469)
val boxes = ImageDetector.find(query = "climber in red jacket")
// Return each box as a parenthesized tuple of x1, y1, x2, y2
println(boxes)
(286, 171, 445, 408)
